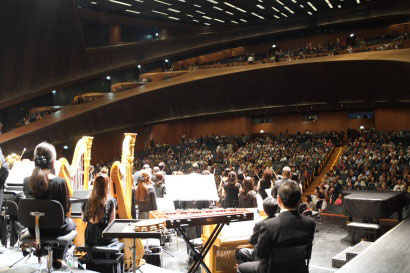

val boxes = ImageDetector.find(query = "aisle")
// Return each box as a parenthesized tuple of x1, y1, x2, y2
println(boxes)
(303, 146, 345, 196)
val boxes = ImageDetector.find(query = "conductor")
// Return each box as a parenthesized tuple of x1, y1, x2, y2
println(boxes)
(238, 181, 315, 273)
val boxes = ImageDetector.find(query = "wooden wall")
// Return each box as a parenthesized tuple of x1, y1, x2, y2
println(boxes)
(375, 108, 410, 131)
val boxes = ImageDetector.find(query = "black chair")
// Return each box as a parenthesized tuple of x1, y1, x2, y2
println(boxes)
(0, 200, 19, 247)
(268, 244, 312, 273)
(297, 203, 307, 215)
(313, 200, 323, 225)
(16, 199, 77, 272)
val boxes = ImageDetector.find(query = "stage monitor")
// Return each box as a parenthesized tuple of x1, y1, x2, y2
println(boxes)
(165, 174, 219, 201)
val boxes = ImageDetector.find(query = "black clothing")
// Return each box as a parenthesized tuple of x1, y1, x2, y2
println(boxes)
(272, 178, 291, 198)
(136, 186, 157, 219)
(238, 191, 257, 208)
(223, 182, 240, 208)
(258, 179, 272, 200)
(23, 176, 74, 237)
(253, 211, 315, 273)
(82, 197, 116, 246)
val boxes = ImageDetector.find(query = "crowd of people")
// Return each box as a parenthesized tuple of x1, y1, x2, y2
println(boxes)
(305, 130, 410, 214)
(21, 109, 61, 125)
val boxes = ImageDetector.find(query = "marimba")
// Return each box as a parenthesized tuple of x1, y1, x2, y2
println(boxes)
(150, 208, 254, 273)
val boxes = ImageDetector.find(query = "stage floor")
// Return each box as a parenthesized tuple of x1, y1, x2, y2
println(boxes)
(0, 221, 384, 273)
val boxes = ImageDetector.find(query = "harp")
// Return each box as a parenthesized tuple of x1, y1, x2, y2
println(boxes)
(110, 133, 144, 268)
(58, 136, 94, 247)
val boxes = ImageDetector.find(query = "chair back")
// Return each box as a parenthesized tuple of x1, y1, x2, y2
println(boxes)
(3, 200, 18, 216)
(315, 200, 323, 211)
(298, 203, 307, 214)
(18, 199, 64, 229)
(269, 244, 312, 272)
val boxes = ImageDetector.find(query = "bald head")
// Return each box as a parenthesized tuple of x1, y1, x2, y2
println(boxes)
(282, 166, 291, 178)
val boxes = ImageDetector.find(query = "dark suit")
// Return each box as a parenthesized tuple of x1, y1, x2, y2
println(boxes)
(236, 218, 270, 264)
(239, 210, 315, 273)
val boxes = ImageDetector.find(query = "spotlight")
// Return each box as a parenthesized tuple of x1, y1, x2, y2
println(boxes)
(137, 65, 142, 69)
(350, 33, 355, 37)
(260, 130, 264, 133)
(360, 126, 364, 130)
(51, 90, 57, 94)
(63, 145, 69, 150)
(164, 59, 169, 63)
(272, 44, 277, 48)
(106, 76, 111, 80)
(155, 32, 159, 37)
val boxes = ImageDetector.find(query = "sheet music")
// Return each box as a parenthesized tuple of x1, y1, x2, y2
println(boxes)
(165, 174, 219, 201)
(5, 160, 35, 186)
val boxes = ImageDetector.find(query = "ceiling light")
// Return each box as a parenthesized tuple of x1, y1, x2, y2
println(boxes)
(204, 22, 211, 25)
(272, 6, 279, 12)
(152, 9, 168, 15)
(307, 11, 313, 15)
(214, 18, 225, 23)
(350, 33, 355, 37)
(207, 0, 218, 3)
(231, 20, 238, 24)
(284, 6, 294, 13)
(106, 76, 111, 80)
(280, 12, 287, 17)
(51, 90, 57, 94)
(196, 10, 205, 14)
(154, 0, 171, 6)
(194, 4, 201, 8)
(108, 0, 131, 6)
(202, 15, 212, 19)
(168, 8, 180, 13)
(193, 19, 199, 22)
(90, 1, 97, 4)
(258, 0, 263, 2)
(225, 10, 234, 15)
(291, 0, 297, 3)
(274, 15, 280, 19)
(224, 2, 246, 13)
(164, 59, 169, 63)
(251, 12, 264, 19)
(325, 0, 334, 8)
(239, 18, 247, 22)
(126, 9, 141, 14)
(186, 13, 194, 17)
(137, 65, 142, 68)
(276, 0, 284, 5)
(168, 16, 180, 20)
(307, 2, 317, 11)
(337, 4, 341, 8)
(272, 44, 277, 48)
(213, 6, 223, 11)
(178, 0, 185, 2)
(256, 4, 265, 9)
(300, 4, 304, 8)
(134, 0, 143, 2)
(356, 0, 360, 3)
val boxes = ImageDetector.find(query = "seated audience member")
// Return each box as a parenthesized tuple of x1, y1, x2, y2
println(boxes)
(135, 172, 158, 219)
(223, 171, 241, 208)
(238, 181, 316, 273)
(333, 193, 343, 206)
(23, 142, 76, 269)
(236, 197, 278, 265)
(304, 195, 314, 210)
(153, 173, 166, 198)
(82, 176, 116, 246)
(238, 177, 257, 208)
(257, 169, 273, 200)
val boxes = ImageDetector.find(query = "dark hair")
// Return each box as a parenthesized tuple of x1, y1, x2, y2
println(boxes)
(306, 195, 313, 203)
(263, 197, 278, 218)
(158, 162, 165, 170)
(237, 172, 245, 181)
(29, 142, 56, 198)
(262, 169, 273, 181)
(278, 180, 301, 209)
(228, 171, 237, 185)
(240, 177, 254, 199)
(86, 176, 109, 222)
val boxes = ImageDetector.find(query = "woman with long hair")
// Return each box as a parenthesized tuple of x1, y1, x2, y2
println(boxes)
(238, 177, 257, 208)
(23, 142, 75, 269)
(135, 171, 157, 219)
(82, 175, 116, 246)
(222, 171, 241, 208)
(257, 168, 273, 200)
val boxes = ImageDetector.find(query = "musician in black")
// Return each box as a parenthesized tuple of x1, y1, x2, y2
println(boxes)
(238, 181, 315, 273)
(135, 171, 157, 219)
(235, 197, 278, 265)
(0, 147, 9, 213)
(23, 142, 76, 269)
(223, 171, 241, 208)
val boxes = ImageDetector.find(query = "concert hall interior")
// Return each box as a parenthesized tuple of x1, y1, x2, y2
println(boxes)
(1, 0, 410, 273)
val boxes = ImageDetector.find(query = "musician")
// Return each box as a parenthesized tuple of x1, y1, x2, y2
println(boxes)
(0, 147, 9, 211)
(236, 197, 278, 265)
(82, 175, 116, 246)
(23, 142, 76, 269)
(271, 166, 292, 198)
(222, 171, 241, 208)
(135, 171, 158, 219)
(153, 173, 166, 198)
(257, 169, 273, 200)
(238, 181, 315, 273)
(238, 177, 257, 208)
